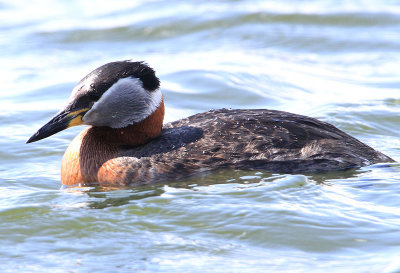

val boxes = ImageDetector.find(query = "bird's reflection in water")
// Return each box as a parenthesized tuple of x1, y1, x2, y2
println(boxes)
(58, 166, 383, 209)
(85, 186, 166, 209)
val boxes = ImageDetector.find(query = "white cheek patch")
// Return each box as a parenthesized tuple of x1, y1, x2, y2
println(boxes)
(82, 77, 162, 128)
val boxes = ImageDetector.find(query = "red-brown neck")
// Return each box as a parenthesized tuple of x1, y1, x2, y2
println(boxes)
(61, 99, 165, 186)
(89, 98, 165, 146)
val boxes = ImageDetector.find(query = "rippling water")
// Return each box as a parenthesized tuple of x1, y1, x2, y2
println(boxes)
(1, 1, 400, 272)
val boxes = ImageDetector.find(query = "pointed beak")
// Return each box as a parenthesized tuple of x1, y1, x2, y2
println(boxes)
(26, 107, 89, 144)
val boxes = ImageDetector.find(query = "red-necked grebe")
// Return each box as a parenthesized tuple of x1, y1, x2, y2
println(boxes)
(27, 61, 394, 186)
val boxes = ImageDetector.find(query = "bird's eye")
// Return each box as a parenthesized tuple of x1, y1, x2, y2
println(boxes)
(88, 92, 101, 101)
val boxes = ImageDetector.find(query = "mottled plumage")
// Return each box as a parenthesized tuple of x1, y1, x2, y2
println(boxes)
(105, 108, 393, 186)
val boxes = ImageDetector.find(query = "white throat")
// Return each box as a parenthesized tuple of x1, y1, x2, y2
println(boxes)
(82, 77, 162, 128)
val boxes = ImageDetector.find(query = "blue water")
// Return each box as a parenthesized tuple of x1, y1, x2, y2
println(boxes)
(1, 1, 400, 272)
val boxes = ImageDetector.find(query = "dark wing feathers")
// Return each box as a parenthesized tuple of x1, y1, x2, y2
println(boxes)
(117, 109, 393, 185)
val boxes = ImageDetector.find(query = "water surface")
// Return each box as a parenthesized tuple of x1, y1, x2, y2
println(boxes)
(1, 1, 400, 272)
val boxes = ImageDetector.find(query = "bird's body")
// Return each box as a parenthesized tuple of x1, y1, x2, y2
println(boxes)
(27, 61, 394, 187)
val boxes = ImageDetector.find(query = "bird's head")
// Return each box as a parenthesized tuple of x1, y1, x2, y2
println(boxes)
(27, 61, 162, 143)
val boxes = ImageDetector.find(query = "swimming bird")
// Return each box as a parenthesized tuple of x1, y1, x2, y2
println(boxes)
(26, 61, 394, 187)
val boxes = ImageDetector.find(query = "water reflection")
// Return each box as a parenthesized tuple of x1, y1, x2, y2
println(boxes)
(76, 165, 393, 209)
(78, 186, 164, 209)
